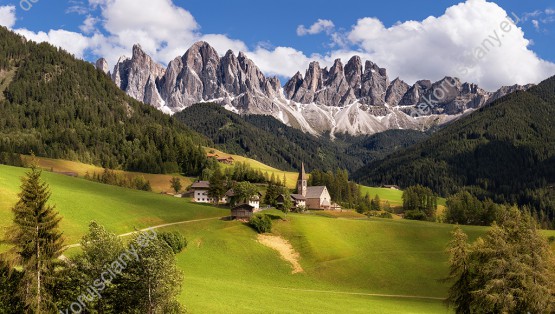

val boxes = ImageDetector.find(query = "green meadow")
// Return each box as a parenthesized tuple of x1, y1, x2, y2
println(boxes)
(2, 163, 554, 313)
(0, 165, 227, 243)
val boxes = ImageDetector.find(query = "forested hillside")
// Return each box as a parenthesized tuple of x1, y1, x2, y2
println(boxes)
(354, 75, 555, 223)
(0, 27, 208, 175)
(176, 104, 428, 172)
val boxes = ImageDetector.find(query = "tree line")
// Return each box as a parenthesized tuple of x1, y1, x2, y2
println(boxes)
(354, 76, 555, 226)
(0, 27, 209, 177)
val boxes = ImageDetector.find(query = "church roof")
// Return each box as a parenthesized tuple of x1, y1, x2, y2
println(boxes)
(298, 162, 308, 181)
(305, 186, 327, 199)
(290, 194, 306, 200)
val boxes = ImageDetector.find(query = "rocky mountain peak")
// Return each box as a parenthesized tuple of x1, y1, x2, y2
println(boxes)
(108, 42, 532, 136)
(112, 41, 282, 113)
(95, 58, 109, 75)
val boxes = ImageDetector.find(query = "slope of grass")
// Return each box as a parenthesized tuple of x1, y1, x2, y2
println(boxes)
(359, 185, 447, 208)
(22, 155, 193, 194)
(206, 148, 299, 189)
(0, 165, 227, 243)
(2, 163, 554, 313)
(162, 216, 458, 313)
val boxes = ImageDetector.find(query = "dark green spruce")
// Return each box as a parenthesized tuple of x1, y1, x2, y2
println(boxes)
(1, 166, 64, 313)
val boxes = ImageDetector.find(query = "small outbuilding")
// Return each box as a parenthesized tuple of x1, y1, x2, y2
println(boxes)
(231, 203, 256, 220)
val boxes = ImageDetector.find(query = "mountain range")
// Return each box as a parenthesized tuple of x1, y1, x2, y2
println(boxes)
(99, 41, 530, 136)
(353, 75, 555, 220)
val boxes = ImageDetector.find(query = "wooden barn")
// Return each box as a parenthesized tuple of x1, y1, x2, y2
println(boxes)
(231, 203, 256, 220)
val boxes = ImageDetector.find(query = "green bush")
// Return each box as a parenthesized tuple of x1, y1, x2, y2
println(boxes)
(159, 231, 188, 254)
(404, 210, 427, 221)
(249, 214, 272, 234)
(292, 205, 307, 213)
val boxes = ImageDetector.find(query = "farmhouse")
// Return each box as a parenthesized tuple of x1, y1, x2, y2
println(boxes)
(190, 181, 261, 209)
(296, 163, 332, 210)
(190, 181, 226, 203)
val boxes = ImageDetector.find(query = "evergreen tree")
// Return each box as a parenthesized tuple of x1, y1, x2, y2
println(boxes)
(445, 207, 555, 313)
(2, 166, 65, 313)
(444, 227, 472, 314)
(371, 195, 381, 211)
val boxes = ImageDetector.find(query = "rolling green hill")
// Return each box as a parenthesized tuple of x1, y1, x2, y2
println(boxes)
(0, 164, 226, 243)
(2, 163, 554, 313)
(354, 76, 555, 224)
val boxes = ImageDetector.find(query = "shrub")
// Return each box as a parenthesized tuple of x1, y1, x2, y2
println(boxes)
(404, 210, 427, 221)
(367, 211, 393, 219)
(378, 212, 393, 219)
(249, 214, 272, 234)
(292, 205, 307, 213)
(159, 231, 188, 254)
(549, 236, 555, 244)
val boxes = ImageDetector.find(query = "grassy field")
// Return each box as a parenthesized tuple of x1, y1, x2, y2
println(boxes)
(20, 155, 194, 194)
(206, 148, 299, 189)
(0, 164, 227, 243)
(359, 185, 447, 215)
(2, 163, 555, 313)
(157, 212, 496, 313)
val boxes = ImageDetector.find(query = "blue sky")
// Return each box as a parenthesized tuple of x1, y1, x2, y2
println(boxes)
(1, 0, 554, 90)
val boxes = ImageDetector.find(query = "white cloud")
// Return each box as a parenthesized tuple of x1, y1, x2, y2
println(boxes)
(344, 0, 555, 90)
(6, 0, 555, 91)
(15, 29, 91, 58)
(0, 5, 16, 29)
(246, 46, 320, 77)
(80, 15, 98, 34)
(532, 20, 540, 30)
(297, 19, 335, 36)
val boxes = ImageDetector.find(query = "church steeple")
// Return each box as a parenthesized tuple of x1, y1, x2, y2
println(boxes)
(297, 162, 307, 196)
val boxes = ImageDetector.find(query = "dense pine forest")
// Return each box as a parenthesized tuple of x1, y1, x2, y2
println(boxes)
(176, 104, 428, 172)
(0, 27, 208, 175)
(354, 76, 555, 225)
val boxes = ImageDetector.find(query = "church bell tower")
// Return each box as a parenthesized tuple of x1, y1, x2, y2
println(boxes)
(297, 162, 308, 197)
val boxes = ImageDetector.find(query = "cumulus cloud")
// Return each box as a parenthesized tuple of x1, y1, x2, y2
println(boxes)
(6, 0, 555, 91)
(246, 46, 320, 77)
(0, 5, 16, 29)
(344, 0, 555, 90)
(80, 15, 98, 34)
(297, 19, 335, 36)
(15, 29, 91, 58)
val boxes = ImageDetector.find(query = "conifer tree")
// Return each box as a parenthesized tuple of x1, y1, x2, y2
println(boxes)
(3, 166, 65, 313)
